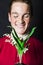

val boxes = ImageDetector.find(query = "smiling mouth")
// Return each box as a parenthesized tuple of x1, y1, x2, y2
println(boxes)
(17, 25, 25, 28)
(16, 24, 25, 28)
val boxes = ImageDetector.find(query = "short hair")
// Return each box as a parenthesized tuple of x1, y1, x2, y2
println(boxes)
(8, 0, 33, 17)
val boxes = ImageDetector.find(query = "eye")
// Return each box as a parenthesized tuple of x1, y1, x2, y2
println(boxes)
(11, 12, 18, 18)
(24, 13, 30, 18)
(14, 15, 18, 18)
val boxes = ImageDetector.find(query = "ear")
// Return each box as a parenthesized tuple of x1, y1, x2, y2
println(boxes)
(8, 13, 11, 22)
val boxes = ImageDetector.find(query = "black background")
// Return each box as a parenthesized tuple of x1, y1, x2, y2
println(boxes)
(0, 0, 43, 42)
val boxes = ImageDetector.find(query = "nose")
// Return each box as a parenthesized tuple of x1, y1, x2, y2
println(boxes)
(18, 16, 24, 24)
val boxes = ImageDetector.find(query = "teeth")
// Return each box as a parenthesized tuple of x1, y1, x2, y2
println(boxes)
(16, 23, 25, 26)
(15, 23, 25, 28)
(17, 25, 24, 27)
(16, 25, 24, 27)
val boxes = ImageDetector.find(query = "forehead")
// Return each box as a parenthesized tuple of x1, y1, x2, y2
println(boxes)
(11, 2, 30, 14)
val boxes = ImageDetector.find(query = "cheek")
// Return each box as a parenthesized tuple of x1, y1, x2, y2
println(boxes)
(25, 19, 30, 25)
(24, 17, 30, 22)
(11, 18, 16, 24)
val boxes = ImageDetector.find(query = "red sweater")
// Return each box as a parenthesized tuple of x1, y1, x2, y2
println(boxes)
(0, 36, 43, 65)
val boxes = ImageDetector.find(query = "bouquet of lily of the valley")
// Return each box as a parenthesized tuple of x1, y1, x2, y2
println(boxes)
(4, 26, 36, 63)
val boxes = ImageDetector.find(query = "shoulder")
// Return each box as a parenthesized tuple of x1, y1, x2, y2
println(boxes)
(28, 36, 43, 44)
(0, 36, 6, 45)
(0, 36, 9, 44)
(27, 36, 43, 49)
(29, 37, 43, 60)
(0, 36, 17, 53)
(0, 36, 7, 41)
(0, 36, 8, 48)
(0, 36, 12, 49)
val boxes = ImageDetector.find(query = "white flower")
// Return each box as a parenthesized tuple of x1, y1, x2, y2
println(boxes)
(23, 48, 28, 53)
(5, 39, 11, 43)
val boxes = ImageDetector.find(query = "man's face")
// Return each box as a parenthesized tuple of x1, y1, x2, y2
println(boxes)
(8, 2, 31, 35)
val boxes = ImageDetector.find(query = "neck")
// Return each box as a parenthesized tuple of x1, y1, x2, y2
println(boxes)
(11, 29, 29, 40)
(17, 32, 29, 40)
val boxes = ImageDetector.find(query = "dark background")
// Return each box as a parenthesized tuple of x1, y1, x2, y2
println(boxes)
(0, 0, 43, 42)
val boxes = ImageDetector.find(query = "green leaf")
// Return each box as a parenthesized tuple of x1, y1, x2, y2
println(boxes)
(8, 26, 36, 55)
(24, 27, 36, 43)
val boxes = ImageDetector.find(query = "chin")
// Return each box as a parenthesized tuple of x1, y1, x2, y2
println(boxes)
(17, 31, 26, 35)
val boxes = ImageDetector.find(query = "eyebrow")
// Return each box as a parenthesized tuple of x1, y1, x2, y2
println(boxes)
(24, 12, 30, 15)
(11, 12, 30, 15)
(11, 12, 18, 14)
